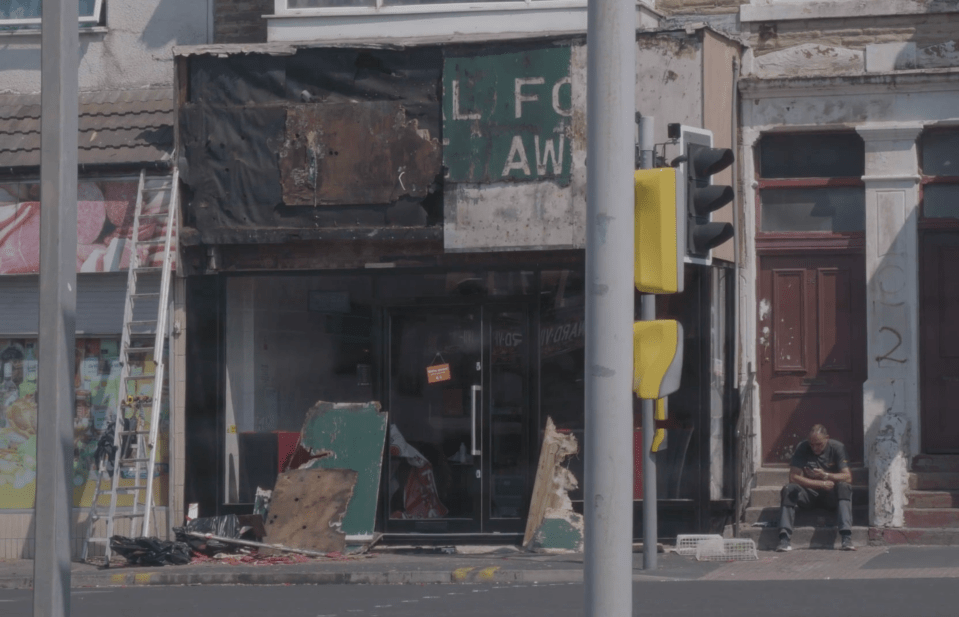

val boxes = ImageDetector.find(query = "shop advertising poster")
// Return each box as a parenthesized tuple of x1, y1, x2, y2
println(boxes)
(0, 338, 169, 509)
(0, 179, 173, 275)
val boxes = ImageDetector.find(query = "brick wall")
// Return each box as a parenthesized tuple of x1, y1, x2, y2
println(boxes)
(214, 0, 273, 44)
(746, 13, 959, 55)
(656, 0, 748, 16)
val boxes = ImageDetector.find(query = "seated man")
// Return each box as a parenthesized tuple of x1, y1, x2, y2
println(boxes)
(777, 424, 855, 552)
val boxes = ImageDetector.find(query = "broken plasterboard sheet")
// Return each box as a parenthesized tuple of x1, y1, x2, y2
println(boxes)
(263, 468, 358, 554)
(523, 416, 584, 552)
(297, 401, 389, 540)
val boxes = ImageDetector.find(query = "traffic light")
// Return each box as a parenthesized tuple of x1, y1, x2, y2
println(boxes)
(670, 124, 735, 265)
(634, 167, 684, 294)
(632, 320, 683, 400)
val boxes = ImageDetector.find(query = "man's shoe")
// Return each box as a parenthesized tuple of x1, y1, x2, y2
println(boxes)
(841, 535, 856, 551)
(776, 536, 792, 552)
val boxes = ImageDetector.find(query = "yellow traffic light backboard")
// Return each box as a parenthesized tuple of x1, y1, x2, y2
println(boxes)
(634, 168, 683, 294)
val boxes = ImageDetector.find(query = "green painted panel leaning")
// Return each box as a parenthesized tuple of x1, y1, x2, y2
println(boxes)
(298, 401, 388, 538)
(443, 46, 573, 185)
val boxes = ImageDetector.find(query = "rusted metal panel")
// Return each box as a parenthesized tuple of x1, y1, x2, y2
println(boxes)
(278, 102, 440, 206)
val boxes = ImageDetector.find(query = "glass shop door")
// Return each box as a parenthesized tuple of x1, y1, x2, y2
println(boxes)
(384, 304, 530, 536)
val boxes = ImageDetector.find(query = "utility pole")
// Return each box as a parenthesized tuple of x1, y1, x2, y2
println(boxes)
(34, 0, 79, 615)
(637, 115, 658, 571)
(584, 0, 635, 613)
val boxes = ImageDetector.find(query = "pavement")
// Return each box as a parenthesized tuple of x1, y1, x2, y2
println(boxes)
(3, 542, 959, 589)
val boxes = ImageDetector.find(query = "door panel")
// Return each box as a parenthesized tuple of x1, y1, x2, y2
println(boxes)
(921, 235, 959, 452)
(386, 308, 483, 532)
(759, 253, 866, 464)
(818, 269, 853, 371)
(385, 303, 531, 534)
(772, 270, 806, 373)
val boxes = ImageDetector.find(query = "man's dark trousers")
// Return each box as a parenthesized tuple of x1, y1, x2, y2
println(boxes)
(779, 482, 853, 538)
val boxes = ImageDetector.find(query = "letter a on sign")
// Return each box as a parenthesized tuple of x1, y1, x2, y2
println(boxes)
(427, 353, 452, 383)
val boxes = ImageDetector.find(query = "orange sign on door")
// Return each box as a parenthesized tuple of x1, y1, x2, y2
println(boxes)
(426, 363, 451, 383)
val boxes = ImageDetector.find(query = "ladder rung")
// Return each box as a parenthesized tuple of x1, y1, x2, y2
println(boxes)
(113, 513, 147, 519)
(118, 458, 151, 464)
(136, 239, 171, 246)
(142, 184, 174, 192)
(124, 347, 155, 355)
(133, 266, 163, 272)
(127, 320, 157, 327)
(137, 212, 169, 218)
(132, 293, 161, 299)
(86, 537, 111, 544)
(114, 486, 149, 493)
(118, 430, 151, 436)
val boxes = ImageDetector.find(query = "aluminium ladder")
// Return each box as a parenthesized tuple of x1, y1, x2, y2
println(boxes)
(82, 169, 178, 564)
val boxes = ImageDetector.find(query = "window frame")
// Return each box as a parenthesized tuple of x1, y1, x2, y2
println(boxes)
(274, 0, 586, 17)
(0, 0, 103, 28)
(755, 132, 866, 251)
(918, 128, 959, 230)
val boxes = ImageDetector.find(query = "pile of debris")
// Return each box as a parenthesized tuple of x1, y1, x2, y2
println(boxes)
(110, 401, 388, 567)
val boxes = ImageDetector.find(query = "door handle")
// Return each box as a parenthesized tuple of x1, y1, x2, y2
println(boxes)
(471, 385, 482, 456)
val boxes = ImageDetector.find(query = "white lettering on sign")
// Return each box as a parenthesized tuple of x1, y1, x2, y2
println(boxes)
(552, 77, 572, 117)
(535, 135, 565, 176)
(452, 80, 481, 121)
(493, 330, 524, 347)
(502, 135, 532, 177)
(540, 319, 585, 346)
(515, 77, 545, 118)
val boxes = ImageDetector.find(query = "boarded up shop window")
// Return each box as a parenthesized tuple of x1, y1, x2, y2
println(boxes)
(757, 133, 865, 233)
(0, 338, 169, 509)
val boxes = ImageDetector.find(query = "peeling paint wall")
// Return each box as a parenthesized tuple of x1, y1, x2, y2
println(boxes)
(445, 32, 711, 252)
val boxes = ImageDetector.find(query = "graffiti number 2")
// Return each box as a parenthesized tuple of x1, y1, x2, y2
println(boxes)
(875, 326, 907, 365)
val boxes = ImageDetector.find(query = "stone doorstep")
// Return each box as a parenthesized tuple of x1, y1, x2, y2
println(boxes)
(908, 472, 959, 491)
(905, 490, 959, 509)
(869, 527, 959, 546)
(756, 467, 868, 486)
(740, 525, 869, 551)
(748, 484, 868, 508)
(903, 507, 959, 528)
(744, 505, 869, 527)
(912, 455, 959, 473)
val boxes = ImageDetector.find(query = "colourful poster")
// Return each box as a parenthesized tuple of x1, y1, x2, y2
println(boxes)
(0, 338, 169, 509)
(0, 179, 174, 275)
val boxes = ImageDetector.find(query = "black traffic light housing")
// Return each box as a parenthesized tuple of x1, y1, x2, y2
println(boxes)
(671, 125, 735, 265)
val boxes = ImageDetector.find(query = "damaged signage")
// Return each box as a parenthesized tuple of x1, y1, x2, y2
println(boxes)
(278, 102, 441, 207)
(443, 46, 573, 186)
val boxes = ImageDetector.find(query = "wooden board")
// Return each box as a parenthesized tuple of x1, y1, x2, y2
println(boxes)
(298, 401, 388, 538)
(523, 416, 579, 548)
(263, 468, 358, 554)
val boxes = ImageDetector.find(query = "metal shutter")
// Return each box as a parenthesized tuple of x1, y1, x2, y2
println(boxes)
(0, 273, 160, 336)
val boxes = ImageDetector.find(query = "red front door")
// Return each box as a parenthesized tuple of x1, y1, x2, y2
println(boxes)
(920, 232, 959, 453)
(758, 253, 867, 465)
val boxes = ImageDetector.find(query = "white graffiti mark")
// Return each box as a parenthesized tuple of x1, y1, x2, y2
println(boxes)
(759, 299, 771, 321)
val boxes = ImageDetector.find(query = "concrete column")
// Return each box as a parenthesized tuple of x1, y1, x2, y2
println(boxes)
(856, 123, 923, 528)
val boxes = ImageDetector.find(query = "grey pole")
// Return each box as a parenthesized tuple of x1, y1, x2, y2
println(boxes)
(638, 116, 658, 570)
(34, 0, 79, 615)
(584, 0, 635, 613)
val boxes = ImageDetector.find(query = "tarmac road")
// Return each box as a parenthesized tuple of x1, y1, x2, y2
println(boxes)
(0, 577, 956, 617)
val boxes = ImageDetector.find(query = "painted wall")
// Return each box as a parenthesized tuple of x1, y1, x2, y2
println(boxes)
(0, 0, 210, 94)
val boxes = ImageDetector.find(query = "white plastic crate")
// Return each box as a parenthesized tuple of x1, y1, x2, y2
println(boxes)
(695, 538, 758, 562)
(675, 534, 723, 556)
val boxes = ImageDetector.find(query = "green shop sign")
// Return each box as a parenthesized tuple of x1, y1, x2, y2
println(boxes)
(443, 46, 573, 186)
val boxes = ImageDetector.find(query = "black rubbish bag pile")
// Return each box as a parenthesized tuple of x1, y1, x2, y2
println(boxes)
(174, 514, 245, 556)
(109, 536, 192, 566)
